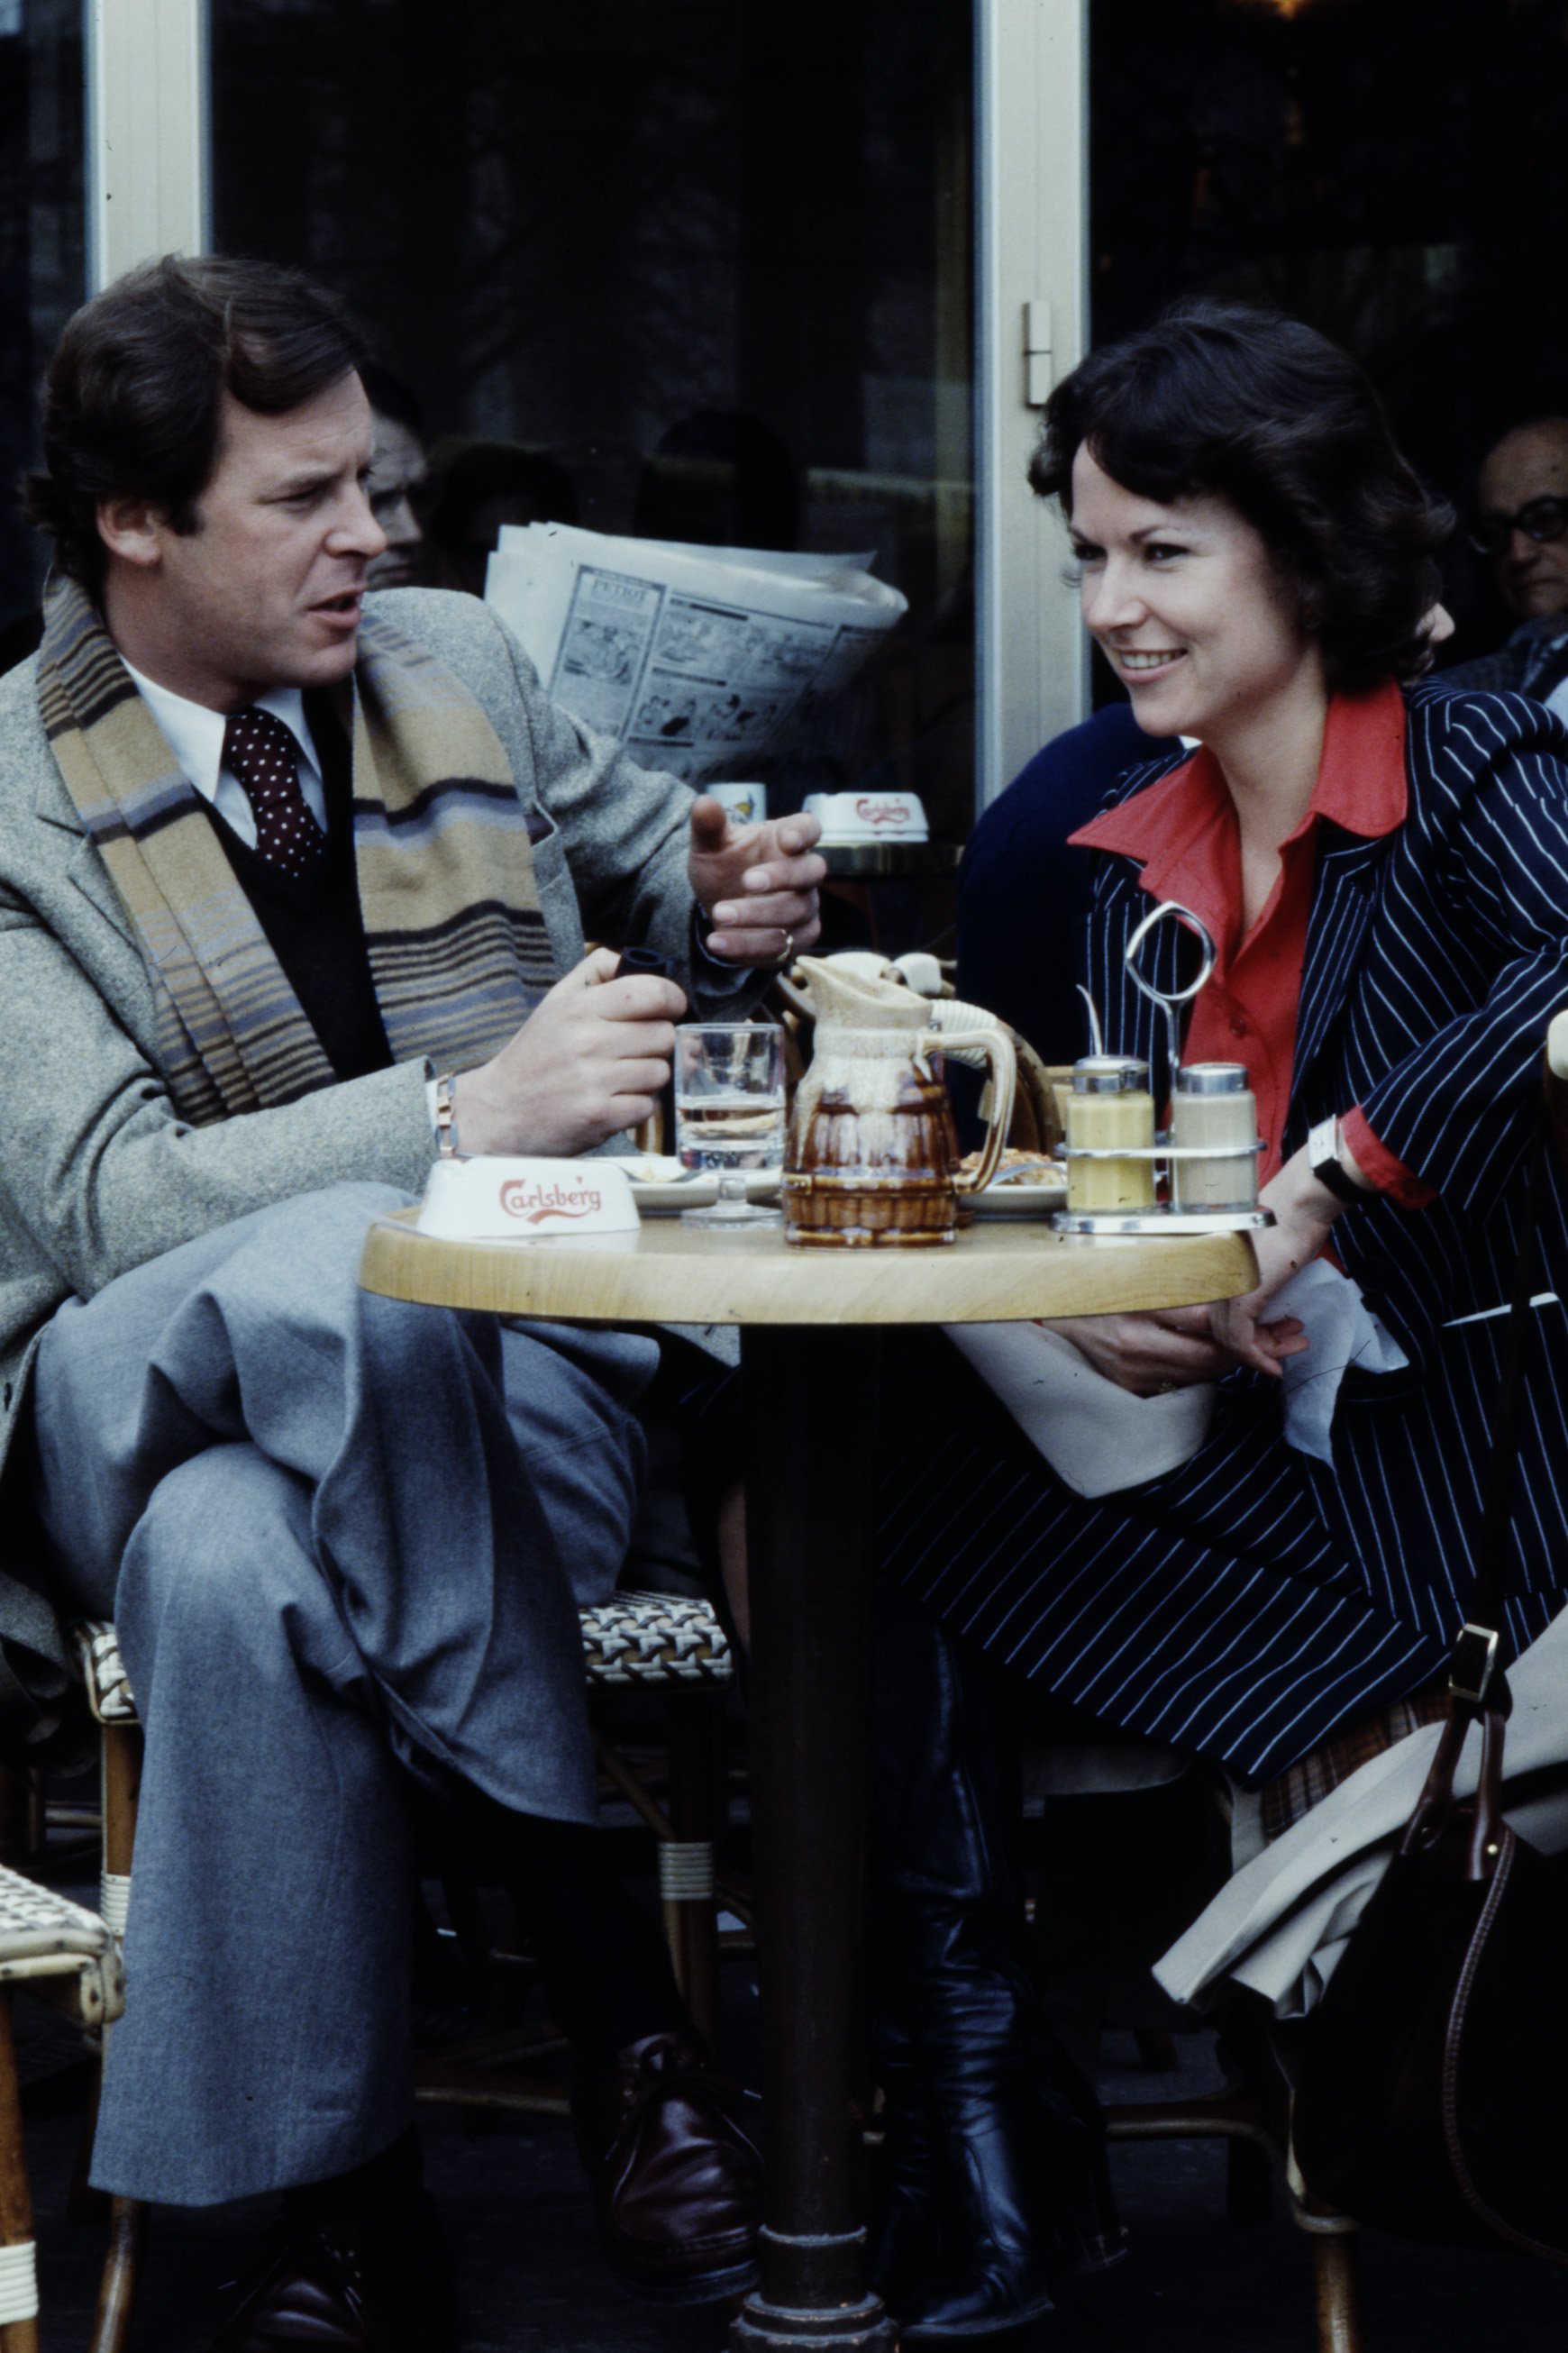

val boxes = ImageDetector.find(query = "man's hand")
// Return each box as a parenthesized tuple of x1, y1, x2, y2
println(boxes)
(688, 796, 826, 965)
(452, 950, 686, 1157)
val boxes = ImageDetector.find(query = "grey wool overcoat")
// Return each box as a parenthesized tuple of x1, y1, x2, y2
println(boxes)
(0, 587, 746, 1753)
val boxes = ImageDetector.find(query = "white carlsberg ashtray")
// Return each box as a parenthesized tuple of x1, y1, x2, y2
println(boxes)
(416, 1156, 641, 1242)
(802, 790, 929, 844)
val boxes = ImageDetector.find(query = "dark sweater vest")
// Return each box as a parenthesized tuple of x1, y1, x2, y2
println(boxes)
(205, 694, 393, 1082)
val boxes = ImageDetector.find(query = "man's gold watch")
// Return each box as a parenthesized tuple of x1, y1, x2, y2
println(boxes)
(434, 1072, 461, 1159)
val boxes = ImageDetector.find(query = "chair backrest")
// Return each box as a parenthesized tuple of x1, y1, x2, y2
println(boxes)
(1007, 1034, 1064, 1156)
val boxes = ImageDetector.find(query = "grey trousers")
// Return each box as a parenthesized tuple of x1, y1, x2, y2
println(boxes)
(28, 1181, 658, 2206)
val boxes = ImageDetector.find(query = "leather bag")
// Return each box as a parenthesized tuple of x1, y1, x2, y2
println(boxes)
(1291, 1126, 1568, 2264)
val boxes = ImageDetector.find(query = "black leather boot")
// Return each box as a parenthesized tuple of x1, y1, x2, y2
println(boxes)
(870, 1588, 1125, 2342)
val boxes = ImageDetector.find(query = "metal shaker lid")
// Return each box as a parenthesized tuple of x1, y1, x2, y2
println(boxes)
(1071, 1055, 1151, 1096)
(1174, 1062, 1251, 1096)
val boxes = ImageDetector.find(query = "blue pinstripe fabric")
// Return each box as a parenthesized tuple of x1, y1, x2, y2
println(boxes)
(880, 683, 1568, 1783)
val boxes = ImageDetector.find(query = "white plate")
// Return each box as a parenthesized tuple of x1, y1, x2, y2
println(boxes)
(607, 1155, 784, 1213)
(610, 1155, 1059, 1214)
(971, 1172, 1068, 1218)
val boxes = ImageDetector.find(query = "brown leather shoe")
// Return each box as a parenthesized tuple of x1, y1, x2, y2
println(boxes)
(210, 2194, 453, 2351)
(571, 2028, 762, 2303)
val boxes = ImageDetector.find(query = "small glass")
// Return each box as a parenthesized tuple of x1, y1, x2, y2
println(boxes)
(682, 1172, 783, 1233)
(675, 1022, 786, 1230)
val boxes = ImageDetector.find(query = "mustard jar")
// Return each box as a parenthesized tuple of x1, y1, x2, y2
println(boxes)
(1171, 1062, 1259, 1212)
(1065, 1056, 1156, 1211)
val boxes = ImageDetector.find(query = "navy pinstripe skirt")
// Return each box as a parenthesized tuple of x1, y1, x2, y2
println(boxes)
(876, 1313, 1568, 1784)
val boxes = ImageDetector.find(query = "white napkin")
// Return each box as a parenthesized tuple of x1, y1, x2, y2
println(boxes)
(945, 1323, 1215, 1498)
(951, 1257, 1408, 1496)
(1272, 1257, 1408, 1464)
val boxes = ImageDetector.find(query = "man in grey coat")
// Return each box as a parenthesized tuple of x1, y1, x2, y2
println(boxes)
(0, 255, 824, 2350)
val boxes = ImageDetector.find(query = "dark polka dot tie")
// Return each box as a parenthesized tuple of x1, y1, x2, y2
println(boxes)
(223, 707, 324, 880)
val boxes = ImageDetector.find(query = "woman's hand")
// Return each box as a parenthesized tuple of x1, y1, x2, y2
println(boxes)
(1047, 1131, 1374, 1394)
(1208, 1135, 1368, 1375)
(1044, 1308, 1252, 1396)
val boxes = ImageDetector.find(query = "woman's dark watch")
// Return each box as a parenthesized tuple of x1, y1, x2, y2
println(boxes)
(1308, 1116, 1367, 1205)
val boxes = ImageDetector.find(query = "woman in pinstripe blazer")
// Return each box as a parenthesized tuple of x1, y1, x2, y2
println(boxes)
(870, 303, 1568, 2346)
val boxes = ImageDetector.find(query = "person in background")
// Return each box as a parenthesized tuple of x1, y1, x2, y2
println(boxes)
(1443, 415, 1568, 709)
(360, 360, 431, 591)
(955, 702, 1177, 1066)
(632, 410, 800, 553)
(424, 441, 579, 597)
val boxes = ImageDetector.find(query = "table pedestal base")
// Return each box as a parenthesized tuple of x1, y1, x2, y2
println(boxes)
(733, 2228, 897, 2348)
(734, 2320, 897, 2350)
(733, 2317, 896, 2351)
(730, 1327, 897, 2352)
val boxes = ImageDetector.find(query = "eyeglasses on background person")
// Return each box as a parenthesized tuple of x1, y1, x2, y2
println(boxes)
(1467, 494, 1568, 558)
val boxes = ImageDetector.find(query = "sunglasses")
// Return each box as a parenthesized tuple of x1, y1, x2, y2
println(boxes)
(1467, 496, 1568, 560)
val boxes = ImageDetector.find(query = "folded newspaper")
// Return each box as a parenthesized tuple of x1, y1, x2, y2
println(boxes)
(485, 523, 908, 784)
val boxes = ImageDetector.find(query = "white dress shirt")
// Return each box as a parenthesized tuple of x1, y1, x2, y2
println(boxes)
(122, 660, 328, 850)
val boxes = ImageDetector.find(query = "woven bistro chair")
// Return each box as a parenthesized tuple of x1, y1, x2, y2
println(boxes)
(0, 1864, 129, 2353)
(73, 1587, 735, 2132)
(577, 1590, 736, 2054)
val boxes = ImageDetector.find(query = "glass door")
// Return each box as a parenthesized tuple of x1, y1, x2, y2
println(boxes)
(207, 0, 980, 844)
(0, 0, 85, 666)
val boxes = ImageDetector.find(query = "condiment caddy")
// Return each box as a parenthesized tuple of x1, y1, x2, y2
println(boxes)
(1051, 903, 1274, 1238)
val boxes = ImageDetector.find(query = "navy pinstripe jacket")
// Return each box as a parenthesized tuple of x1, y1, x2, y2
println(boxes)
(1080, 681, 1568, 1664)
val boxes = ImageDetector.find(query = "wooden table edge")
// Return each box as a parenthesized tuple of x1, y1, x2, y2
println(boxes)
(358, 1208, 1257, 1327)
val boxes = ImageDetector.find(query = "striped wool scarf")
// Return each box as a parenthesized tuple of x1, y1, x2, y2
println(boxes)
(38, 576, 559, 1122)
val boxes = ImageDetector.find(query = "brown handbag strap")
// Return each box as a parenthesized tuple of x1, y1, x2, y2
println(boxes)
(1448, 1119, 1553, 1724)
(1401, 1125, 1550, 1865)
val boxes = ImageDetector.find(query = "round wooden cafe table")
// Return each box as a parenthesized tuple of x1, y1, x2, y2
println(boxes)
(360, 1209, 1256, 2350)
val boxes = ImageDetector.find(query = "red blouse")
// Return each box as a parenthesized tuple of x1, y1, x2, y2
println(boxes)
(1070, 678, 1434, 1209)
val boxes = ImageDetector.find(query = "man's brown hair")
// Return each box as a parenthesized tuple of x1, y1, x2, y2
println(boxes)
(23, 254, 370, 595)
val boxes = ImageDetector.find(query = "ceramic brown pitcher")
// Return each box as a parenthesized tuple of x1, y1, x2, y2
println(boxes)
(779, 955, 1016, 1247)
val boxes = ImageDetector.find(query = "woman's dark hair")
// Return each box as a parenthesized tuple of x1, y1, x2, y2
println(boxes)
(1030, 299, 1453, 693)
(23, 254, 370, 595)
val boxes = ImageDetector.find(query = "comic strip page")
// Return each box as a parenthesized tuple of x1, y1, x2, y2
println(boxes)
(485, 525, 907, 782)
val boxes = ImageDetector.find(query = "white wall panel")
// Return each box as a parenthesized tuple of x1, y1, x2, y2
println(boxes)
(87, 0, 209, 291)
(976, 0, 1087, 803)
